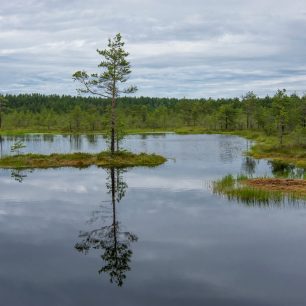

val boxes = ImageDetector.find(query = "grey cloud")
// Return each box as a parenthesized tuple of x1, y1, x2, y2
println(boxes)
(1, 0, 306, 97)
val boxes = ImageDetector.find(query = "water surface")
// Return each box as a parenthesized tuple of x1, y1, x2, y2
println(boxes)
(0, 134, 305, 306)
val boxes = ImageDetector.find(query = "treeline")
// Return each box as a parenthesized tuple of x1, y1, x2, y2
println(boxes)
(0, 90, 306, 144)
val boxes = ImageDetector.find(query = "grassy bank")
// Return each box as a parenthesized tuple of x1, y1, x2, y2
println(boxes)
(0, 151, 167, 169)
(0, 127, 265, 135)
(0, 128, 175, 136)
(213, 175, 306, 205)
(249, 142, 306, 170)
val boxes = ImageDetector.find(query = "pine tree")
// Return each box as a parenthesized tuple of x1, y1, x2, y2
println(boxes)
(73, 33, 137, 154)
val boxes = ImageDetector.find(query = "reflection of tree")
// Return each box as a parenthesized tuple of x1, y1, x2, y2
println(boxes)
(242, 156, 256, 176)
(75, 168, 137, 287)
(269, 160, 304, 178)
(241, 140, 257, 176)
(10, 169, 32, 183)
(86, 134, 98, 145)
(42, 134, 54, 142)
(0, 135, 3, 157)
(218, 136, 241, 163)
(69, 135, 82, 151)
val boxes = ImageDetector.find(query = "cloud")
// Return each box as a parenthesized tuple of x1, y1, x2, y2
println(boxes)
(1, 0, 306, 98)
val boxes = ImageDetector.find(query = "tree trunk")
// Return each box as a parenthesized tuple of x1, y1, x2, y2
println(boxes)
(111, 81, 116, 154)
(280, 123, 285, 146)
(111, 99, 115, 154)
(111, 167, 118, 265)
(116, 134, 119, 152)
(246, 113, 249, 129)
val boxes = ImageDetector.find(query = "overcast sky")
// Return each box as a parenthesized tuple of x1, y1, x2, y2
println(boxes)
(1, 0, 306, 98)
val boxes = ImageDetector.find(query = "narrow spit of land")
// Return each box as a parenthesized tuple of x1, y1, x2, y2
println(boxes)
(213, 175, 306, 203)
(0, 151, 167, 169)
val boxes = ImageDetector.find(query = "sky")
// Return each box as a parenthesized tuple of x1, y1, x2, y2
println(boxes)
(1, 0, 306, 98)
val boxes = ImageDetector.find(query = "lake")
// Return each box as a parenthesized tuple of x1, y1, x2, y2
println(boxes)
(0, 134, 305, 306)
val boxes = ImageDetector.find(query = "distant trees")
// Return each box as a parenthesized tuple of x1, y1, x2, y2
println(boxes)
(272, 89, 290, 145)
(86, 110, 101, 131)
(242, 91, 257, 129)
(299, 95, 306, 128)
(70, 106, 82, 131)
(0, 96, 8, 129)
(73, 33, 137, 154)
(217, 104, 237, 130)
(1, 90, 306, 147)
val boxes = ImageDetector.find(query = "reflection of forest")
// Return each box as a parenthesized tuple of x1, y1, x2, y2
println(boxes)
(0, 136, 3, 157)
(218, 136, 242, 163)
(269, 160, 305, 178)
(69, 135, 82, 151)
(75, 168, 138, 286)
(242, 156, 256, 175)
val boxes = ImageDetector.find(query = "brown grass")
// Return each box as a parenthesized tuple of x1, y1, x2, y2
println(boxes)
(244, 178, 306, 195)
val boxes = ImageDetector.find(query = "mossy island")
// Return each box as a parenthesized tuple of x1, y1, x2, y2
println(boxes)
(0, 151, 167, 169)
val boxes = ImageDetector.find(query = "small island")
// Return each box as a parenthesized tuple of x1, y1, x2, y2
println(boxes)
(0, 151, 167, 169)
(213, 175, 306, 204)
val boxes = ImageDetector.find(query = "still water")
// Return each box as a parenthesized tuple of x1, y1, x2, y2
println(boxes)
(0, 134, 305, 306)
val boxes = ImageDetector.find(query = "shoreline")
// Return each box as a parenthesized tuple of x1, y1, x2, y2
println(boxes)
(0, 128, 305, 171)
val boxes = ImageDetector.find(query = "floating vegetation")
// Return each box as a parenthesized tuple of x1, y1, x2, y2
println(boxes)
(212, 174, 306, 206)
(0, 151, 167, 169)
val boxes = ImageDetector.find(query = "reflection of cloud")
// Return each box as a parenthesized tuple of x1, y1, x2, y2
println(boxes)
(0, 167, 205, 206)
(1, 0, 306, 97)
(0, 169, 103, 202)
(48, 184, 88, 193)
(128, 175, 204, 191)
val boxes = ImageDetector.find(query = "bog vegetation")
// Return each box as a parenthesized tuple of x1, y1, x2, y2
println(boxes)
(213, 174, 306, 205)
(0, 90, 305, 145)
(0, 151, 166, 169)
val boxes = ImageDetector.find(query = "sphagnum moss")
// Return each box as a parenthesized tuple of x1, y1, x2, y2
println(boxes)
(0, 151, 167, 169)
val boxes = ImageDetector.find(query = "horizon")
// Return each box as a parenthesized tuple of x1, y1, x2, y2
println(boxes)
(1, 89, 305, 100)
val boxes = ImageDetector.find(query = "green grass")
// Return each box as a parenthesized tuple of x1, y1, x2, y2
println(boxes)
(247, 138, 306, 170)
(212, 174, 306, 206)
(0, 128, 175, 136)
(0, 127, 272, 136)
(0, 151, 167, 169)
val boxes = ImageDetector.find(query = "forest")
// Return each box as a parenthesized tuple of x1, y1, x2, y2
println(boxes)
(0, 90, 305, 146)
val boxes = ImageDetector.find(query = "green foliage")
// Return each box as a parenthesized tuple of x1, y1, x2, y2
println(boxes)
(272, 89, 291, 145)
(0, 95, 8, 128)
(73, 33, 137, 153)
(217, 104, 238, 130)
(0, 89, 306, 143)
(10, 140, 26, 155)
